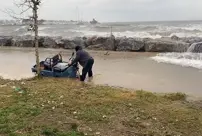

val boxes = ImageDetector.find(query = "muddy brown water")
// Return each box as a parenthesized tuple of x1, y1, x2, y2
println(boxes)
(1, 47, 202, 97)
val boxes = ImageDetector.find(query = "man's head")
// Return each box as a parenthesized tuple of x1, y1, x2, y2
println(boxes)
(75, 45, 82, 52)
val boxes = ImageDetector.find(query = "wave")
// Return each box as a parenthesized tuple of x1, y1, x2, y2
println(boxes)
(13, 21, 202, 39)
(52, 29, 162, 39)
(169, 32, 202, 38)
(38, 26, 50, 31)
(20, 29, 202, 39)
(15, 26, 27, 32)
(151, 52, 202, 69)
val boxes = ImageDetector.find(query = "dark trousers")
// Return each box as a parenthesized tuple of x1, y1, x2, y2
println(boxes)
(80, 58, 94, 81)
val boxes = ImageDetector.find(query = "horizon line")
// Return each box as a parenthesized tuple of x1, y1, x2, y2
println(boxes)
(0, 18, 202, 23)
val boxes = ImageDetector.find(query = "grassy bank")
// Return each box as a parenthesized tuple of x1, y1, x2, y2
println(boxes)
(0, 78, 202, 136)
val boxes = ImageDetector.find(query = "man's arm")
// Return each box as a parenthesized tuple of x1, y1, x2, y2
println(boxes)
(69, 51, 80, 66)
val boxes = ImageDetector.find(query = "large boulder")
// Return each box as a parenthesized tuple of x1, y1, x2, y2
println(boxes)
(171, 35, 180, 41)
(42, 37, 57, 48)
(38, 37, 45, 47)
(187, 42, 202, 53)
(144, 39, 190, 52)
(87, 44, 103, 50)
(11, 36, 34, 47)
(85, 36, 97, 47)
(104, 35, 116, 50)
(62, 39, 77, 49)
(181, 37, 202, 45)
(87, 36, 116, 50)
(116, 37, 145, 51)
(71, 37, 86, 47)
(92, 37, 108, 45)
(0, 36, 12, 46)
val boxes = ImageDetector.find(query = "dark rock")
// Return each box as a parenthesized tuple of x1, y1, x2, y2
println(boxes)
(11, 36, 34, 47)
(92, 37, 108, 45)
(53, 37, 65, 48)
(86, 36, 116, 50)
(171, 35, 180, 41)
(144, 39, 190, 52)
(87, 44, 103, 50)
(0, 36, 12, 46)
(38, 37, 45, 47)
(62, 39, 77, 49)
(187, 42, 202, 53)
(42, 37, 57, 48)
(82, 36, 87, 41)
(116, 37, 145, 51)
(71, 37, 85, 47)
(85, 36, 97, 47)
(104, 35, 116, 50)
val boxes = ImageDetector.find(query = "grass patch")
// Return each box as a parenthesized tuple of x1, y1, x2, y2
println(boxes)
(0, 78, 202, 136)
(164, 92, 186, 101)
(41, 127, 84, 136)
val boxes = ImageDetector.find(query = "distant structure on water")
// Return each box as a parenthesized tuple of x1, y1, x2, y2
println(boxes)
(90, 18, 99, 25)
(22, 19, 45, 25)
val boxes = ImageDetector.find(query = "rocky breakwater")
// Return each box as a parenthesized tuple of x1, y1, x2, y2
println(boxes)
(0, 36, 12, 46)
(0, 35, 86, 49)
(1, 35, 202, 52)
(85, 36, 190, 52)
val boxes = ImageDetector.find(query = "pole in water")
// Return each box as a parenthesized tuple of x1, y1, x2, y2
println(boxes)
(110, 26, 113, 36)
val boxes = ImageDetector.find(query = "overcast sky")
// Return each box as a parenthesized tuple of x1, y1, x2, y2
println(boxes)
(0, 0, 202, 22)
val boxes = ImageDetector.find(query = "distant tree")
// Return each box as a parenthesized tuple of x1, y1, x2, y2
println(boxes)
(31, 0, 41, 76)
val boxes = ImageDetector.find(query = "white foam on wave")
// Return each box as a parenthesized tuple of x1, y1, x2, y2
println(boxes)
(21, 31, 54, 37)
(15, 26, 27, 32)
(169, 32, 202, 38)
(114, 31, 162, 39)
(79, 25, 87, 28)
(151, 52, 202, 69)
(174, 24, 202, 31)
(68, 29, 162, 39)
(18, 22, 202, 39)
(38, 26, 50, 31)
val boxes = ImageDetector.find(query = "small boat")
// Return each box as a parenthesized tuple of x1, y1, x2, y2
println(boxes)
(90, 18, 99, 25)
(31, 52, 80, 78)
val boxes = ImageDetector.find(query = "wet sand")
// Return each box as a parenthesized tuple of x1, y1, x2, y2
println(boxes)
(1, 47, 202, 97)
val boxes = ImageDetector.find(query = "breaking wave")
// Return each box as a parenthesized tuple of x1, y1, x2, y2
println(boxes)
(1, 20, 202, 39)
(151, 52, 202, 69)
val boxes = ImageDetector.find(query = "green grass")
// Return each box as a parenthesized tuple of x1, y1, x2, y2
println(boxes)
(0, 78, 202, 136)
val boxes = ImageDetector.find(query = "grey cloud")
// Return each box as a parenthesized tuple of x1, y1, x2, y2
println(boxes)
(0, 0, 202, 21)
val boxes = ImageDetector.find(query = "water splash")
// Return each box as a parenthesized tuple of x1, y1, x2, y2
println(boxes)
(187, 42, 202, 53)
(151, 52, 202, 69)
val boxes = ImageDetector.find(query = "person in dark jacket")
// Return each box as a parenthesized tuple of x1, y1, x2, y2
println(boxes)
(69, 46, 94, 81)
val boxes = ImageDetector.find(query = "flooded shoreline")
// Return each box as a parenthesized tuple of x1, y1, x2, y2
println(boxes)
(1, 47, 202, 97)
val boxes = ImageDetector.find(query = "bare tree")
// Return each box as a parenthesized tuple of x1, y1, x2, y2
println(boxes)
(2, 0, 42, 76)
(31, 0, 41, 76)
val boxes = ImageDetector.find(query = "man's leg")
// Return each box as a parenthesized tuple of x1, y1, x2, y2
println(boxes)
(80, 59, 92, 81)
(80, 67, 88, 81)
(88, 59, 94, 77)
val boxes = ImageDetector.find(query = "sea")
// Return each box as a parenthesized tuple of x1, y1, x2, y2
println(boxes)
(1, 20, 202, 38)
